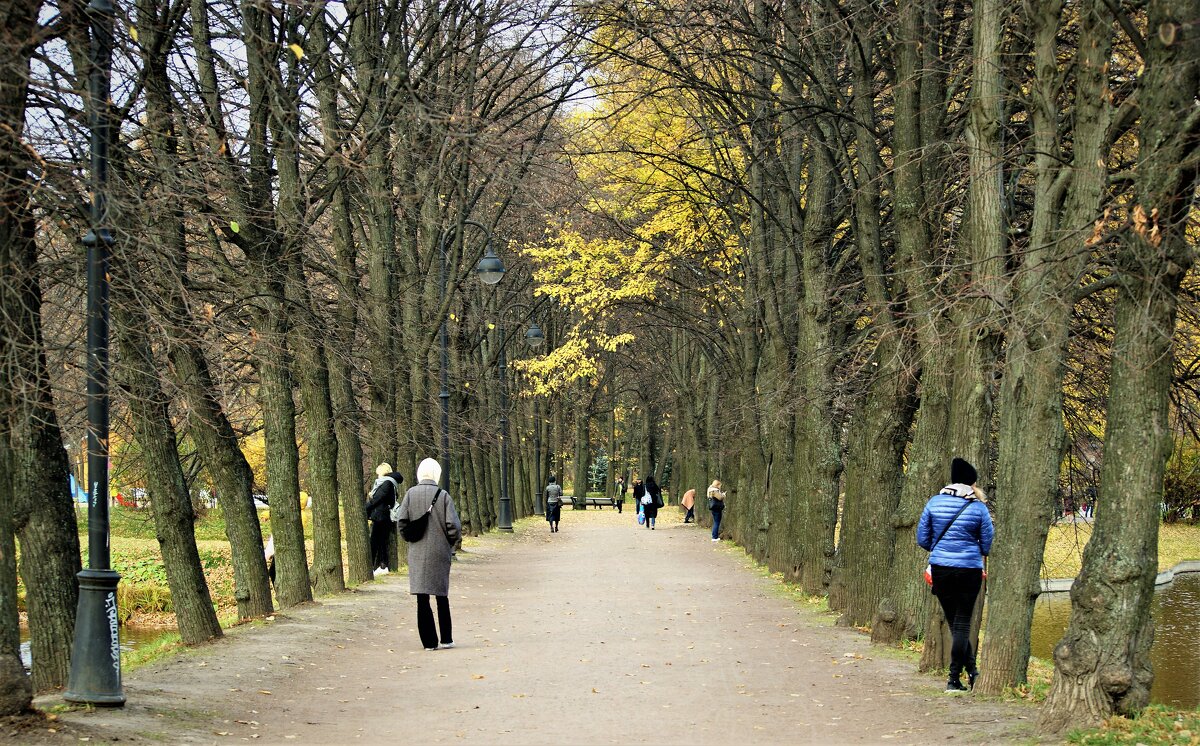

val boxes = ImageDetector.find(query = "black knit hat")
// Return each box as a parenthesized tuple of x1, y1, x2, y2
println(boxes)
(951, 458, 977, 485)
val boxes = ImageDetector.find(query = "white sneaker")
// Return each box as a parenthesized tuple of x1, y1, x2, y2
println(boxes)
(712, 538, 719, 542)
(440, 642, 455, 649)
(373, 567, 390, 576)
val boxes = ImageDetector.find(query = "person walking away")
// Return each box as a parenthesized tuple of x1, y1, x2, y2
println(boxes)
(365, 463, 403, 575)
(643, 475, 663, 529)
(614, 475, 626, 514)
(917, 457, 994, 693)
(396, 458, 462, 650)
(681, 488, 696, 523)
(631, 478, 645, 525)
(545, 475, 564, 533)
(707, 480, 726, 541)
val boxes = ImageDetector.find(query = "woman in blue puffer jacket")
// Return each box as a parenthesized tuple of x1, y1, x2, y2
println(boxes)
(917, 457, 994, 693)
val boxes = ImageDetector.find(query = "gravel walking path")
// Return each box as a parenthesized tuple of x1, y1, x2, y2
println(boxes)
(26, 508, 1039, 745)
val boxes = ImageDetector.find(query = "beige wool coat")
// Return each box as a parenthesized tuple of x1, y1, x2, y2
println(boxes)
(396, 480, 462, 596)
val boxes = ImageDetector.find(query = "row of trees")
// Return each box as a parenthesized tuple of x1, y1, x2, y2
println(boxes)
(518, 0, 1199, 733)
(1, 0, 1196, 735)
(1, 0, 588, 709)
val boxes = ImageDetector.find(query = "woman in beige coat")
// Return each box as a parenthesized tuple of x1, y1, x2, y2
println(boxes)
(396, 458, 462, 650)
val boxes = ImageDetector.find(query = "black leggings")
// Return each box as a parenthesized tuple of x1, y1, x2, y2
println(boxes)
(930, 565, 983, 680)
(416, 594, 452, 649)
(370, 519, 392, 570)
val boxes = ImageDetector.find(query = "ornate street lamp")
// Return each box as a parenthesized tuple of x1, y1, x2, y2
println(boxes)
(439, 220, 495, 490)
(475, 251, 545, 533)
(66, 0, 124, 707)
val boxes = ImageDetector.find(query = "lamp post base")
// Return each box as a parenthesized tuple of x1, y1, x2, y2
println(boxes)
(64, 568, 125, 707)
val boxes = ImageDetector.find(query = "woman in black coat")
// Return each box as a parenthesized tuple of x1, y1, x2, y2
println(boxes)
(642, 475, 663, 529)
(365, 463, 403, 575)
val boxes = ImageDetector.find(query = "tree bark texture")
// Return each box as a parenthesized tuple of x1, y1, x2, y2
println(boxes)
(1040, 0, 1199, 728)
(113, 302, 222, 644)
(978, 0, 1112, 693)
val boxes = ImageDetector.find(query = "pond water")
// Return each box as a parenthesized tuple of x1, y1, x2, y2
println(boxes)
(1030, 572, 1200, 710)
(19, 625, 169, 670)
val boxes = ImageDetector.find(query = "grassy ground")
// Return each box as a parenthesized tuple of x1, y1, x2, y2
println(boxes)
(1043, 520, 1198, 578)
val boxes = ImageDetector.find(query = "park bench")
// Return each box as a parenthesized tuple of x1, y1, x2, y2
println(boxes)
(566, 495, 616, 509)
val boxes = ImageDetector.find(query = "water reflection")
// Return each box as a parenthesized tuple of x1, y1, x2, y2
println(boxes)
(1030, 572, 1200, 709)
(18, 626, 168, 670)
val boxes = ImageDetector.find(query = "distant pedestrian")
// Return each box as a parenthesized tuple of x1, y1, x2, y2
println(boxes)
(681, 488, 696, 523)
(545, 475, 564, 533)
(365, 463, 404, 576)
(263, 534, 276, 587)
(631, 478, 645, 525)
(707, 480, 726, 541)
(615, 475, 626, 514)
(396, 458, 462, 651)
(642, 475, 663, 529)
(917, 457, 994, 693)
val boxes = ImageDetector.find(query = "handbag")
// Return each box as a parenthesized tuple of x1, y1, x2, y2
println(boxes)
(923, 500, 973, 586)
(400, 488, 441, 543)
(637, 506, 645, 525)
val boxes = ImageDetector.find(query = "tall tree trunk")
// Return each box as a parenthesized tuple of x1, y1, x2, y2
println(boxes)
(242, 0, 310, 606)
(114, 303, 222, 644)
(0, 431, 31, 714)
(183, 0, 273, 619)
(1040, 0, 1199, 728)
(0, 0, 49, 704)
(2, 144, 79, 695)
(920, 0, 1009, 673)
(123, 0, 223, 645)
(274, 32, 344, 595)
(978, 0, 1112, 693)
(311, 12, 372, 586)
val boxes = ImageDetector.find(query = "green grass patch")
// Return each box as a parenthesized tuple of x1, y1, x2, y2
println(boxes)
(1068, 704, 1200, 745)
(122, 631, 183, 672)
(1043, 522, 1200, 578)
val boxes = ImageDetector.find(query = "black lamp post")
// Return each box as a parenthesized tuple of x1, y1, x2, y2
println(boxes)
(475, 251, 546, 533)
(439, 220, 495, 490)
(65, 0, 124, 707)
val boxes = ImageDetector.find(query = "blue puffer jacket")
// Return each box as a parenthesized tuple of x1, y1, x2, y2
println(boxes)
(917, 487, 994, 569)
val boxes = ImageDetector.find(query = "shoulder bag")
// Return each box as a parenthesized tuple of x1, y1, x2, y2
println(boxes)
(401, 487, 442, 543)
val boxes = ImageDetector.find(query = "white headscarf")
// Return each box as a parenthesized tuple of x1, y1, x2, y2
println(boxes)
(416, 457, 442, 484)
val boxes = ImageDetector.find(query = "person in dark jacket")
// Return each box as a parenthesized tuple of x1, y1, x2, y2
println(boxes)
(365, 463, 403, 575)
(545, 475, 564, 533)
(642, 475, 663, 529)
(917, 457, 995, 693)
(631, 478, 645, 524)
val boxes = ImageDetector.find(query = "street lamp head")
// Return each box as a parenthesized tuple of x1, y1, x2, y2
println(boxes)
(526, 323, 545, 348)
(476, 246, 505, 285)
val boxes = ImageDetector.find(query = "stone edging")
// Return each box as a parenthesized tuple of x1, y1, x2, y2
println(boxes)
(1040, 559, 1200, 594)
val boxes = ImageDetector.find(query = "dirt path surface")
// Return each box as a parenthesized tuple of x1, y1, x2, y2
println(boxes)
(24, 509, 1040, 745)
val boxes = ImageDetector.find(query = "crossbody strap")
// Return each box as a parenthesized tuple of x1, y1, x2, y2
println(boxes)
(931, 500, 973, 551)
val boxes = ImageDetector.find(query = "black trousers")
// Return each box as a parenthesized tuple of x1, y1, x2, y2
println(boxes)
(930, 565, 983, 680)
(416, 594, 452, 649)
(370, 519, 392, 570)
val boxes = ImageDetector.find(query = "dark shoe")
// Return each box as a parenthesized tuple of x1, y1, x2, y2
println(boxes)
(967, 670, 978, 690)
(945, 679, 968, 694)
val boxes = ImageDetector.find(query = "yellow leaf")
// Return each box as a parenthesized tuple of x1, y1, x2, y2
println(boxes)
(130, 26, 139, 42)
(229, 220, 240, 234)
(289, 43, 305, 60)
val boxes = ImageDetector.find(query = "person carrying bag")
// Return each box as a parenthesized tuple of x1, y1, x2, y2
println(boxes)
(917, 458, 994, 693)
(395, 458, 463, 651)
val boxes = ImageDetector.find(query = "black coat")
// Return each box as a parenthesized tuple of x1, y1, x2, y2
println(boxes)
(366, 472, 404, 523)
